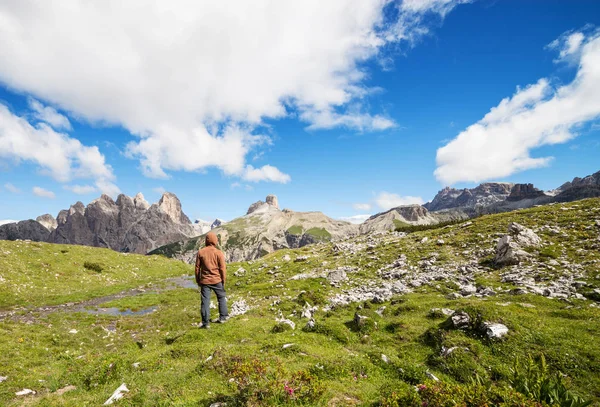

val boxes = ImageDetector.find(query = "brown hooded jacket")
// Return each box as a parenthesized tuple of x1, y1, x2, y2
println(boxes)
(195, 232, 227, 286)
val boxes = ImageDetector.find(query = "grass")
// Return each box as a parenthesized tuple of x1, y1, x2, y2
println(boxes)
(286, 225, 303, 235)
(304, 227, 332, 241)
(0, 198, 599, 406)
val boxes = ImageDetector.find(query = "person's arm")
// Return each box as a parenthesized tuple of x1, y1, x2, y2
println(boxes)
(194, 251, 202, 286)
(218, 252, 227, 286)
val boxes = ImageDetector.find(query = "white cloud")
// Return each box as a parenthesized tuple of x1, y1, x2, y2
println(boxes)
(28, 98, 72, 130)
(0, 103, 119, 196)
(32, 186, 55, 199)
(435, 30, 600, 185)
(152, 187, 166, 195)
(0, 1, 467, 183)
(64, 184, 97, 195)
(353, 203, 372, 211)
(303, 109, 396, 132)
(242, 165, 291, 184)
(4, 183, 20, 193)
(339, 214, 371, 224)
(400, 0, 471, 16)
(0, 220, 17, 226)
(375, 192, 424, 210)
(548, 30, 588, 64)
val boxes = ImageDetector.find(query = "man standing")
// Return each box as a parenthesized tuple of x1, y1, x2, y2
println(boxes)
(195, 232, 228, 329)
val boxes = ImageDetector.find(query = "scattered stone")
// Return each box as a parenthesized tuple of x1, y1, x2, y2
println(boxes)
(305, 318, 316, 330)
(495, 223, 541, 266)
(441, 346, 469, 357)
(450, 312, 471, 329)
(282, 343, 295, 349)
(420, 237, 429, 244)
(460, 284, 477, 296)
(234, 267, 246, 277)
(103, 383, 129, 405)
(132, 362, 141, 368)
(381, 354, 390, 364)
(353, 313, 370, 329)
(209, 403, 228, 407)
(483, 322, 509, 339)
(229, 300, 250, 317)
(375, 306, 386, 317)
(55, 385, 76, 396)
(301, 303, 318, 319)
(69, 329, 78, 334)
(327, 269, 347, 284)
(436, 239, 444, 245)
(426, 371, 440, 381)
(16, 389, 36, 396)
(276, 318, 296, 330)
(295, 255, 309, 262)
(0, 376, 7, 383)
(282, 254, 291, 262)
(446, 292, 462, 300)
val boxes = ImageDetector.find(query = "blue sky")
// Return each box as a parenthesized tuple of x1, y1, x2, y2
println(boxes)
(1, 0, 599, 224)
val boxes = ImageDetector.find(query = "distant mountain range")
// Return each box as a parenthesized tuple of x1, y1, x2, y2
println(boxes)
(1, 169, 598, 261)
(0, 192, 222, 254)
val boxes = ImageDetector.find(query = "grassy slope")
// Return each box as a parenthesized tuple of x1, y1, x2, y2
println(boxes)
(0, 199, 599, 406)
(0, 241, 191, 308)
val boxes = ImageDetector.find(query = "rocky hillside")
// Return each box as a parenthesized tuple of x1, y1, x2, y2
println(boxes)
(423, 169, 600, 215)
(0, 198, 598, 406)
(359, 204, 467, 234)
(150, 194, 359, 262)
(0, 192, 211, 254)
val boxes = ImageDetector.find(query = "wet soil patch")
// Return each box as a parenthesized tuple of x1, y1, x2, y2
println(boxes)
(0, 276, 197, 322)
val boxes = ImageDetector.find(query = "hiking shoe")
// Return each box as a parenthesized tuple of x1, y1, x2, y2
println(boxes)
(212, 317, 228, 324)
(199, 323, 210, 329)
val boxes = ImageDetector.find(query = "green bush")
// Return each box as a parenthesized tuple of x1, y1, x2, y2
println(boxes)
(296, 290, 327, 306)
(510, 354, 592, 407)
(415, 381, 545, 407)
(83, 261, 103, 273)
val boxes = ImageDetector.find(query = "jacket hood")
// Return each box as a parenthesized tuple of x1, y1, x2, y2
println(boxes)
(205, 231, 218, 247)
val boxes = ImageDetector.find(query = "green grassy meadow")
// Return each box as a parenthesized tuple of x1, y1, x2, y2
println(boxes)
(1, 199, 599, 406)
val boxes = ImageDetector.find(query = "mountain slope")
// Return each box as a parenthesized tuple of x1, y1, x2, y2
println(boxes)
(151, 195, 359, 262)
(359, 204, 468, 234)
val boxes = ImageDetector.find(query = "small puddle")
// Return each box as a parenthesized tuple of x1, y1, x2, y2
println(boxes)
(76, 306, 157, 316)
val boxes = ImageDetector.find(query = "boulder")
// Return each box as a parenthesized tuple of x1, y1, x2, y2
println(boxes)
(327, 269, 347, 284)
(495, 223, 541, 266)
(450, 312, 471, 329)
(483, 322, 509, 339)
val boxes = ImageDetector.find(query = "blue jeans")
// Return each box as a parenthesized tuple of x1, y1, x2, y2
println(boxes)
(200, 282, 228, 324)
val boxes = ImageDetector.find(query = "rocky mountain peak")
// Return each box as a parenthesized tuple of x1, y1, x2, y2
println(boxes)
(69, 202, 85, 216)
(266, 194, 279, 209)
(425, 182, 513, 212)
(134, 192, 150, 210)
(116, 194, 134, 208)
(247, 195, 280, 215)
(211, 219, 224, 229)
(507, 183, 546, 201)
(158, 192, 189, 224)
(35, 214, 57, 231)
